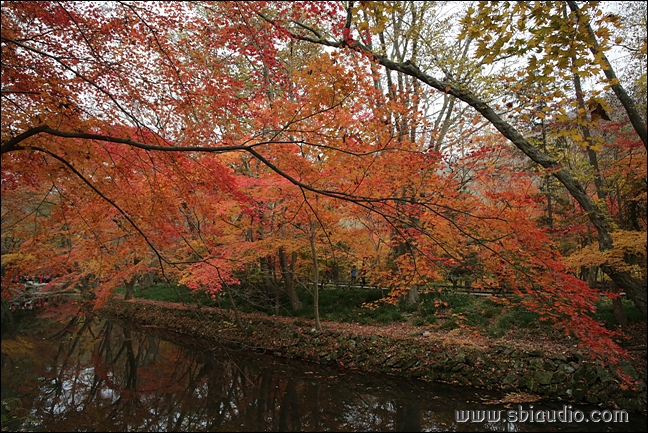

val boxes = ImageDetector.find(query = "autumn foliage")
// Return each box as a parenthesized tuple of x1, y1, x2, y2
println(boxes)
(2, 1, 646, 367)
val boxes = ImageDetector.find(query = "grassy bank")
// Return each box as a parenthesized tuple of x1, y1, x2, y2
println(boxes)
(115, 283, 644, 347)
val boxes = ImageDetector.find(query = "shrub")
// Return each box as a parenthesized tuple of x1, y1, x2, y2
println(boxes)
(412, 317, 426, 327)
(592, 297, 643, 329)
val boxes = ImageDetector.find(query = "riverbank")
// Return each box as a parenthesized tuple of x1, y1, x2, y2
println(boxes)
(98, 297, 647, 413)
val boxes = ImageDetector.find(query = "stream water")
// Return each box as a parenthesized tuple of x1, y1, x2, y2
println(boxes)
(1, 316, 645, 432)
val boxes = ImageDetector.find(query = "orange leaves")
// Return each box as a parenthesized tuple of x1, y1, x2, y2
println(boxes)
(1, 2, 643, 371)
(566, 230, 647, 274)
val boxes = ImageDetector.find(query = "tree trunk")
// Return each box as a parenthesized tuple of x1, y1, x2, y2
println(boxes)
(269, 255, 280, 315)
(124, 276, 136, 300)
(142, 273, 152, 293)
(404, 285, 420, 306)
(611, 282, 629, 328)
(310, 233, 321, 331)
(124, 257, 141, 301)
(601, 264, 646, 318)
(222, 283, 244, 329)
(260, 256, 279, 315)
(612, 296, 628, 328)
(279, 247, 302, 310)
(571, 56, 608, 206)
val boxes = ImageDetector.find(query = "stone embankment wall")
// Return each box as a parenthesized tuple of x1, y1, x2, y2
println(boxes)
(100, 299, 647, 413)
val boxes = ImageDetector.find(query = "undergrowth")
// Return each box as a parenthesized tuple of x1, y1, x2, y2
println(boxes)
(115, 283, 643, 339)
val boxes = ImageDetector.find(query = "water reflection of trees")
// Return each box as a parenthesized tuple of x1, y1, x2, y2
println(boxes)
(6, 317, 613, 432)
(10, 318, 438, 431)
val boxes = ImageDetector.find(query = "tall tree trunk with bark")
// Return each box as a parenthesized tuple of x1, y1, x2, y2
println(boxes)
(124, 276, 136, 301)
(279, 247, 302, 310)
(260, 256, 279, 315)
(310, 231, 321, 331)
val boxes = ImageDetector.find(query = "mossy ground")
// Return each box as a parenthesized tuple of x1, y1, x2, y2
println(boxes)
(115, 283, 645, 349)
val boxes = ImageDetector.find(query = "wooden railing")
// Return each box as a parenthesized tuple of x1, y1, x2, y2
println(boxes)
(303, 281, 513, 296)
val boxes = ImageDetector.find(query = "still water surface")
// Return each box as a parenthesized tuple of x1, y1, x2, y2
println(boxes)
(1, 317, 645, 432)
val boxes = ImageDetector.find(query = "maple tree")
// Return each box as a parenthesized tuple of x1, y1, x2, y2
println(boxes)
(269, 1, 646, 312)
(1, 1, 646, 369)
(1, 2, 399, 309)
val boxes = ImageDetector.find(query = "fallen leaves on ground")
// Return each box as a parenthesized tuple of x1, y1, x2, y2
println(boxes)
(481, 392, 542, 405)
(110, 295, 647, 372)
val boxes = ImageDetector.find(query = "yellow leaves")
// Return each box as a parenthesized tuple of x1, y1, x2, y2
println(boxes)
(566, 231, 647, 273)
(571, 131, 584, 142)
(456, 0, 625, 112)
(1, 252, 35, 267)
(553, 111, 572, 123)
(469, 28, 485, 40)
(613, 231, 648, 256)
(589, 142, 604, 152)
(352, 1, 403, 34)
(595, 25, 611, 41)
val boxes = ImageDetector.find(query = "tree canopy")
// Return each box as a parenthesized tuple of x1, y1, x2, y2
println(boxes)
(2, 1, 646, 366)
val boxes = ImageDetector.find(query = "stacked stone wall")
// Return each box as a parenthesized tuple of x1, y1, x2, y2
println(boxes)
(100, 299, 647, 413)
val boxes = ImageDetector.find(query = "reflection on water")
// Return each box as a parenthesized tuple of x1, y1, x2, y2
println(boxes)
(1, 317, 644, 432)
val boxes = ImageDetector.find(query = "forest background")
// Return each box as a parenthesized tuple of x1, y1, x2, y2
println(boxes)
(1, 1, 646, 367)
